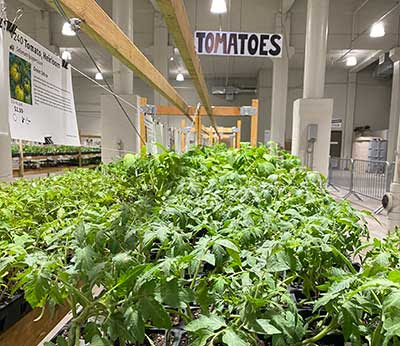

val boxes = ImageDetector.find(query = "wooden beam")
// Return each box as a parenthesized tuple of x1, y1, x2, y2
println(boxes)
(180, 119, 186, 152)
(236, 120, 242, 149)
(139, 97, 147, 147)
(250, 99, 259, 147)
(156, 105, 242, 117)
(154, 0, 219, 135)
(47, 0, 190, 116)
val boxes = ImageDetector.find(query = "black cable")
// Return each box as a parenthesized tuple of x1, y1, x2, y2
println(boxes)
(53, 0, 146, 146)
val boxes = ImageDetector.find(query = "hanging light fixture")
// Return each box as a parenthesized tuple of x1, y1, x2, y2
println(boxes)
(346, 56, 357, 67)
(176, 73, 184, 82)
(61, 50, 72, 61)
(95, 72, 104, 80)
(62, 22, 76, 36)
(211, 0, 227, 14)
(370, 22, 385, 38)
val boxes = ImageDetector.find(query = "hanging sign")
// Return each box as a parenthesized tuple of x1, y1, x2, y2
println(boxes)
(3, 28, 80, 145)
(331, 119, 343, 129)
(195, 31, 283, 58)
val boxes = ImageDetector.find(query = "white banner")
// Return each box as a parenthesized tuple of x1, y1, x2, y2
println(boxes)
(195, 31, 283, 58)
(6, 29, 80, 145)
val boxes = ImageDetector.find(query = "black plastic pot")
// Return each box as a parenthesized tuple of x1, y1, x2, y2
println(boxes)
(317, 333, 345, 346)
(0, 294, 32, 333)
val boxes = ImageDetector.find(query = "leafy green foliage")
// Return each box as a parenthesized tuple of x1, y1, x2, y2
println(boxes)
(2, 143, 394, 345)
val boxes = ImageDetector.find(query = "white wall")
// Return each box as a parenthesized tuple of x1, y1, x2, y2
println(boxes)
(354, 69, 392, 131)
(72, 65, 392, 147)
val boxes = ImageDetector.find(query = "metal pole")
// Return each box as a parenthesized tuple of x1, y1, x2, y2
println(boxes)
(0, 0, 6, 19)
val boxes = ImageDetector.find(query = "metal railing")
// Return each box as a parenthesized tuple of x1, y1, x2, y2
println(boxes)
(328, 157, 394, 204)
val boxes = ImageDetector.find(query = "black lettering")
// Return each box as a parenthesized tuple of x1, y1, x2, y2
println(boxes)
(214, 32, 228, 54)
(269, 34, 282, 57)
(259, 34, 270, 56)
(228, 33, 238, 55)
(205, 32, 214, 54)
(238, 34, 248, 55)
(248, 34, 259, 55)
(196, 32, 206, 53)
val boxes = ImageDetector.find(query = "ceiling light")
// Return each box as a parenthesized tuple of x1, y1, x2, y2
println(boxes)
(211, 0, 227, 14)
(95, 72, 104, 80)
(370, 22, 385, 38)
(176, 73, 184, 82)
(346, 56, 357, 67)
(170, 56, 174, 61)
(62, 22, 76, 36)
(61, 50, 72, 61)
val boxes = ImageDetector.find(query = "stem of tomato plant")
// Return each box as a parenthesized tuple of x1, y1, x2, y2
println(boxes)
(190, 262, 202, 289)
(299, 316, 338, 345)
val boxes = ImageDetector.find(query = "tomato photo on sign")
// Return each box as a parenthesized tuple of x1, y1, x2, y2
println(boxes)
(9, 52, 32, 105)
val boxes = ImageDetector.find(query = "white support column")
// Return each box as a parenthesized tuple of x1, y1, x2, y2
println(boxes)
(385, 48, 400, 230)
(271, 58, 289, 147)
(257, 69, 271, 143)
(387, 48, 400, 163)
(343, 72, 357, 159)
(112, 0, 134, 94)
(153, 12, 169, 106)
(270, 13, 291, 148)
(303, 0, 329, 99)
(291, 0, 333, 177)
(0, 29, 12, 181)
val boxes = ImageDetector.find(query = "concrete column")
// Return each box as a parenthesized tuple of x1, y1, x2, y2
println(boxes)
(0, 29, 12, 181)
(153, 12, 169, 105)
(35, 11, 51, 48)
(291, 0, 332, 176)
(112, 0, 134, 94)
(271, 58, 289, 147)
(303, 0, 329, 98)
(343, 72, 357, 159)
(257, 69, 271, 143)
(387, 48, 400, 163)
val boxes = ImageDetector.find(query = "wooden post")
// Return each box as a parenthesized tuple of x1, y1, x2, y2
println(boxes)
(250, 99, 259, 147)
(236, 120, 241, 149)
(139, 97, 147, 147)
(209, 127, 213, 146)
(78, 147, 82, 167)
(181, 119, 186, 152)
(18, 140, 24, 177)
(195, 115, 202, 146)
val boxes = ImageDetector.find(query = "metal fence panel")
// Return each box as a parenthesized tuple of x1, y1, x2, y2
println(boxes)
(328, 157, 352, 190)
(328, 157, 393, 201)
(352, 159, 389, 200)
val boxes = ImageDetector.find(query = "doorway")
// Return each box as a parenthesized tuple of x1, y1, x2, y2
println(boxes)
(330, 131, 343, 158)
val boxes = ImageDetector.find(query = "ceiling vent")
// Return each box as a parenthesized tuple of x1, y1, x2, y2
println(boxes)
(212, 86, 256, 101)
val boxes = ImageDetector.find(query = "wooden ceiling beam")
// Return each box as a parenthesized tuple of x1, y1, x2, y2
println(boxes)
(154, 0, 219, 135)
(46, 0, 192, 121)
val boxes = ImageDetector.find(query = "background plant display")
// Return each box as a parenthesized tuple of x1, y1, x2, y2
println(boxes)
(0, 144, 398, 346)
(11, 144, 101, 157)
(9, 53, 32, 105)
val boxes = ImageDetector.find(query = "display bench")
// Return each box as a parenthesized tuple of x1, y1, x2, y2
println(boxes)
(0, 302, 70, 346)
(11, 144, 102, 178)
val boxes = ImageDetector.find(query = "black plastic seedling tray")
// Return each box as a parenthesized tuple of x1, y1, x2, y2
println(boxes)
(0, 293, 32, 333)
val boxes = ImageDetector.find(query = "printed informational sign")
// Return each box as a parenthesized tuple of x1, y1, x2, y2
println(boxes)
(331, 119, 343, 129)
(2, 28, 80, 145)
(195, 31, 283, 58)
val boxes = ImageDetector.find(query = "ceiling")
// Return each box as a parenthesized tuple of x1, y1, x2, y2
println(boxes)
(10, 0, 400, 83)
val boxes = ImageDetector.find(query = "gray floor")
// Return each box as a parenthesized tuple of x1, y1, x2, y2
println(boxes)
(329, 186, 388, 240)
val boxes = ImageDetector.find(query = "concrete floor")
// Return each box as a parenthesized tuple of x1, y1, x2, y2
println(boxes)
(329, 187, 388, 240)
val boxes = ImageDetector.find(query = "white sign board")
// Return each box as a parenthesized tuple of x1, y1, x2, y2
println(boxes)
(5, 29, 80, 145)
(331, 119, 343, 129)
(195, 31, 283, 58)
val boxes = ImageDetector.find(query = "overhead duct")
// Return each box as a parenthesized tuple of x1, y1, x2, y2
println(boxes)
(373, 52, 393, 80)
(212, 86, 257, 101)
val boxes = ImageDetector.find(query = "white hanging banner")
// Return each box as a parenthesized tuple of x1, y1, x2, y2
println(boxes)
(195, 31, 283, 58)
(6, 29, 80, 145)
